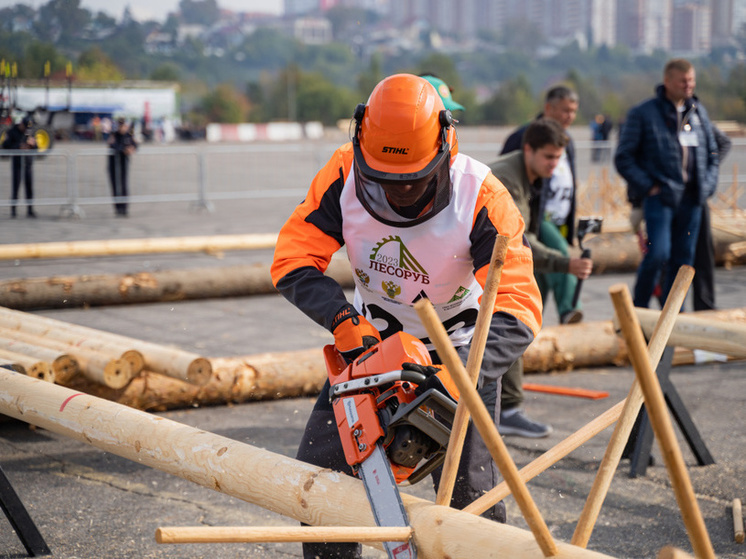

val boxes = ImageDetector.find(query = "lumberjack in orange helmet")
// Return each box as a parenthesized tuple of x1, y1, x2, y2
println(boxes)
(272, 73, 542, 559)
(353, 73, 458, 223)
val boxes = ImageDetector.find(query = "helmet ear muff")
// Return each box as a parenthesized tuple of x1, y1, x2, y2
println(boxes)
(353, 103, 366, 143)
(438, 110, 453, 151)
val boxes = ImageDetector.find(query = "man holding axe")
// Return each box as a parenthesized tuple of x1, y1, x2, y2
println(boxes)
(489, 118, 593, 437)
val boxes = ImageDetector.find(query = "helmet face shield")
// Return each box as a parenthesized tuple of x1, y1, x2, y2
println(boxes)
(351, 74, 458, 226)
(354, 147, 452, 226)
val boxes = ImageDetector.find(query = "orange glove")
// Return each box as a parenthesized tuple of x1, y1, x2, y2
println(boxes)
(331, 304, 381, 363)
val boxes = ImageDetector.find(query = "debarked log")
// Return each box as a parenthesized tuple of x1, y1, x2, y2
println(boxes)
(0, 260, 354, 311)
(0, 348, 50, 380)
(574, 228, 746, 272)
(60, 350, 328, 412)
(0, 370, 616, 559)
(0, 333, 78, 382)
(0, 233, 279, 261)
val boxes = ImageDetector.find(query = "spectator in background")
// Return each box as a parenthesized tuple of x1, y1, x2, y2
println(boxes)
(490, 118, 593, 438)
(108, 117, 137, 217)
(590, 113, 613, 163)
(2, 115, 37, 218)
(692, 125, 730, 311)
(101, 116, 112, 141)
(615, 58, 719, 309)
(420, 74, 466, 113)
(501, 85, 582, 324)
(496, 85, 582, 439)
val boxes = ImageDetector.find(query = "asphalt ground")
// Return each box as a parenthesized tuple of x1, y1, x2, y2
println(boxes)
(0, 134, 745, 559)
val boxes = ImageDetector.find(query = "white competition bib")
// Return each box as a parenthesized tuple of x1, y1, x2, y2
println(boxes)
(341, 154, 488, 349)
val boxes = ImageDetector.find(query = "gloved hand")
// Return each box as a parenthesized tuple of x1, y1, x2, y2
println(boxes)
(331, 303, 381, 363)
(401, 362, 439, 377)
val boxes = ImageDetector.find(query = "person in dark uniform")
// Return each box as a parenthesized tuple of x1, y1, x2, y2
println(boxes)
(2, 116, 37, 218)
(107, 117, 137, 217)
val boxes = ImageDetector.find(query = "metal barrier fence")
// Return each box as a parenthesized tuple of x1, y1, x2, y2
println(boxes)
(1, 138, 744, 219)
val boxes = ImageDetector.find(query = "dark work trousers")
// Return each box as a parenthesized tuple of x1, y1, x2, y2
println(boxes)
(296, 344, 504, 559)
(108, 153, 130, 215)
(500, 356, 523, 411)
(692, 203, 716, 311)
(11, 155, 34, 214)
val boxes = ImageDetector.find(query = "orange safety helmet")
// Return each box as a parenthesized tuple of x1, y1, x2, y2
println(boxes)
(352, 74, 458, 223)
(354, 73, 457, 177)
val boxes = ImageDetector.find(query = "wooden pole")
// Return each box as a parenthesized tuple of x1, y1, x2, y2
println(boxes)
(0, 259, 354, 310)
(0, 370, 616, 559)
(610, 284, 715, 559)
(633, 307, 746, 358)
(436, 234, 509, 507)
(0, 307, 210, 385)
(414, 298, 559, 557)
(734, 498, 745, 544)
(156, 526, 412, 544)
(571, 266, 694, 547)
(0, 233, 279, 261)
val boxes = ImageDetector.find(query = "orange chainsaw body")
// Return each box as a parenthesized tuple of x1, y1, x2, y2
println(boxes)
(325, 331, 458, 485)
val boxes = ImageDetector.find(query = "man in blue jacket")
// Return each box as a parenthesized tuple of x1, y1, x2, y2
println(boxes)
(615, 58, 719, 308)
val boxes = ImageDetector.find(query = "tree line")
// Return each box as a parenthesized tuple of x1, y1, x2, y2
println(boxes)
(1, 0, 746, 128)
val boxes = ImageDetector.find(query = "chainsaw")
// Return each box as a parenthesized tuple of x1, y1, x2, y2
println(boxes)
(324, 331, 458, 559)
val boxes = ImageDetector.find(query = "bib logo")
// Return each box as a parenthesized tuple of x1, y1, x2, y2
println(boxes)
(448, 286, 470, 303)
(355, 268, 370, 287)
(369, 235, 430, 285)
(382, 281, 402, 299)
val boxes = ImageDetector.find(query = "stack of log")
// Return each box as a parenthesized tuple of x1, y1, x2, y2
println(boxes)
(0, 306, 211, 390)
(2, 304, 742, 413)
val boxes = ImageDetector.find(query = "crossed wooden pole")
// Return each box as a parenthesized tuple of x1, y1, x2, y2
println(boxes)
(151, 238, 715, 557)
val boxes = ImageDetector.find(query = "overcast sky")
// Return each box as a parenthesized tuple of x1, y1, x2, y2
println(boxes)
(2, 0, 283, 21)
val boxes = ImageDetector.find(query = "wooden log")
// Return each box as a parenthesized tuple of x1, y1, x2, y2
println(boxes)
(156, 526, 412, 544)
(610, 284, 715, 559)
(0, 348, 52, 381)
(572, 267, 694, 548)
(0, 331, 78, 382)
(437, 235, 508, 507)
(0, 327, 131, 388)
(632, 308, 746, 358)
(0, 370, 616, 559)
(0, 260, 353, 310)
(0, 307, 210, 385)
(0, 357, 26, 374)
(524, 321, 628, 372)
(60, 350, 328, 412)
(0, 233, 279, 261)
(414, 298, 559, 557)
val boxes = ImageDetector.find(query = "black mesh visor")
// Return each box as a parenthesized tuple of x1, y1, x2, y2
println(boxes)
(353, 146, 453, 227)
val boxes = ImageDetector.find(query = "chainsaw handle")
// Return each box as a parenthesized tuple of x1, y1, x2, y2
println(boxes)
(329, 370, 427, 399)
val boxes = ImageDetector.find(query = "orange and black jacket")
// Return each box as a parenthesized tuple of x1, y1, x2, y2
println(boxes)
(271, 143, 542, 381)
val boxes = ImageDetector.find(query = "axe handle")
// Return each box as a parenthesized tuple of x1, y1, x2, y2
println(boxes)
(571, 248, 591, 309)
